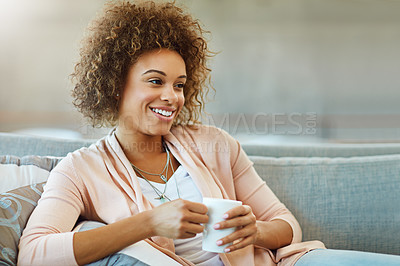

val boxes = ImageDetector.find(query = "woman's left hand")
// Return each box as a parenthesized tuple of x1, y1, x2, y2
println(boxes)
(213, 204, 258, 253)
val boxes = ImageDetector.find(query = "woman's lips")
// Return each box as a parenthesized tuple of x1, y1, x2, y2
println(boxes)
(150, 107, 176, 121)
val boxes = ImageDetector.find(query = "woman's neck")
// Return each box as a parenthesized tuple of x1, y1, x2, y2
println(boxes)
(115, 127, 165, 162)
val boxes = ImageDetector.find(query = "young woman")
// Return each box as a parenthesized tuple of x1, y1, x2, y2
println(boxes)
(20, 1, 399, 265)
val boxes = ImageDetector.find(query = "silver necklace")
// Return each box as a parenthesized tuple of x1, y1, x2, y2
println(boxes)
(130, 148, 170, 183)
(134, 166, 171, 202)
(131, 144, 180, 202)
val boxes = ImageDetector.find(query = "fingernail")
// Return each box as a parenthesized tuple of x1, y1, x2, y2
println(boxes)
(216, 240, 223, 246)
(224, 248, 230, 253)
(213, 224, 220, 229)
(223, 214, 229, 219)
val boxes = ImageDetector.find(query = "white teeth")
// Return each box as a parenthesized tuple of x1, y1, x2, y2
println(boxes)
(151, 108, 173, 117)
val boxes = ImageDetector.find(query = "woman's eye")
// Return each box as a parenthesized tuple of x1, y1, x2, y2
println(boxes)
(175, 83, 185, 89)
(149, 79, 162, 85)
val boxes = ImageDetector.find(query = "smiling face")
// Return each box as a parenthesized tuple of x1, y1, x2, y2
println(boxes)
(117, 49, 186, 138)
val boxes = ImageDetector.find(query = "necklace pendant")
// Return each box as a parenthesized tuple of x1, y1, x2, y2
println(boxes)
(155, 194, 165, 200)
(155, 194, 167, 203)
(160, 174, 168, 183)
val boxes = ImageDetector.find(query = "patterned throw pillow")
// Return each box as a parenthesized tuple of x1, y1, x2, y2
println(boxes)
(0, 155, 62, 265)
(0, 183, 45, 265)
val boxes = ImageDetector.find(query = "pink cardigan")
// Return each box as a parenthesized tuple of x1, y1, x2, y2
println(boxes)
(18, 125, 324, 265)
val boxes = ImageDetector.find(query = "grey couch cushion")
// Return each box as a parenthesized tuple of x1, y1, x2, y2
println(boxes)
(250, 154, 400, 255)
(243, 143, 400, 157)
(0, 133, 94, 157)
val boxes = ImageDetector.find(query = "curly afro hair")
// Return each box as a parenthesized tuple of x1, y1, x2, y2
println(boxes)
(71, 0, 213, 127)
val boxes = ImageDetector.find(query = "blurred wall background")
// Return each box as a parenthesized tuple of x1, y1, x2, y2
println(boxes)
(0, 0, 399, 142)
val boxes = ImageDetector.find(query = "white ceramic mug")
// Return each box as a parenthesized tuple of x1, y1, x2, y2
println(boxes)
(202, 197, 242, 253)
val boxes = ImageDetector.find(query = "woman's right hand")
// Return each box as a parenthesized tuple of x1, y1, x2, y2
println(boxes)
(148, 199, 209, 239)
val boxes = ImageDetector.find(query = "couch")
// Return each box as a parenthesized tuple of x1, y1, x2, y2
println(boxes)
(1, 132, 400, 265)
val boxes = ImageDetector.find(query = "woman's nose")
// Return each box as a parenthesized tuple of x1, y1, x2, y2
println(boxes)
(160, 85, 178, 103)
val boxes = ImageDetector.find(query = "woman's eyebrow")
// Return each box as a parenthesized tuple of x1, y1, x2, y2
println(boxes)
(142, 69, 166, 76)
(142, 69, 187, 79)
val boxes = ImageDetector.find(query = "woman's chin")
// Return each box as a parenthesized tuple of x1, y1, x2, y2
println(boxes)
(146, 123, 174, 136)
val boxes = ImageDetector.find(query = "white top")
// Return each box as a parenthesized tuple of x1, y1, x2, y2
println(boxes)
(137, 165, 224, 266)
